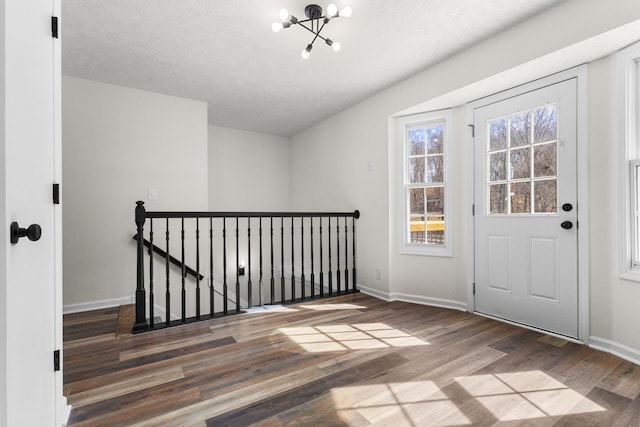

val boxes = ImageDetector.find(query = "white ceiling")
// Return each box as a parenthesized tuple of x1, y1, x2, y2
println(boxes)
(62, 0, 563, 136)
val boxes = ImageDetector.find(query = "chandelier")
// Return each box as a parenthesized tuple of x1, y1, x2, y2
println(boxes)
(271, 3, 352, 59)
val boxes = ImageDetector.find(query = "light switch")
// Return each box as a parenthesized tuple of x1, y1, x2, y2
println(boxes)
(147, 188, 158, 200)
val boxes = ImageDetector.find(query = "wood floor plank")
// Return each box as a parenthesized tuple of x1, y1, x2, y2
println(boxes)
(63, 293, 640, 426)
(204, 352, 409, 426)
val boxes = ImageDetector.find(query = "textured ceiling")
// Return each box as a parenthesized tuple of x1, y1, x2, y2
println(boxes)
(62, 0, 563, 136)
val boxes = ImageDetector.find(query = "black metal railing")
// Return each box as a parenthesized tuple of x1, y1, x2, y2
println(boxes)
(132, 201, 360, 333)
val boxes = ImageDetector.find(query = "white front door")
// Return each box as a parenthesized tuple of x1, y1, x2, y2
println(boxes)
(0, 0, 62, 426)
(473, 79, 578, 338)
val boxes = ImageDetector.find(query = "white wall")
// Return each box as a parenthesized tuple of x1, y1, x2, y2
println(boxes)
(290, 0, 640, 360)
(587, 54, 640, 360)
(62, 76, 208, 307)
(208, 125, 290, 211)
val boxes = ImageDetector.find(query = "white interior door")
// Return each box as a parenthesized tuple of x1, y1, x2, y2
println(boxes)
(0, 0, 62, 425)
(473, 79, 578, 338)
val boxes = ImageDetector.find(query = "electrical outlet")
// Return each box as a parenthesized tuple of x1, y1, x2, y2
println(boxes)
(376, 269, 381, 280)
(367, 160, 374, 172)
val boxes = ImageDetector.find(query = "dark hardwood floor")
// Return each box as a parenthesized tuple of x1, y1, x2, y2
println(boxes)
(63, 293, 640, 426)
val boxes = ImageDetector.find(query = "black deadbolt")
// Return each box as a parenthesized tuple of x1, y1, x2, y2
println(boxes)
(560, 221, 573, 230)
(10, 222, 42, 244)
(562, 203, 573, 212)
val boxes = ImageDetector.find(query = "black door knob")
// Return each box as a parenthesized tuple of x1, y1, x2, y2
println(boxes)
(560, 221, 573, 230)
(10, 222, 42, 244)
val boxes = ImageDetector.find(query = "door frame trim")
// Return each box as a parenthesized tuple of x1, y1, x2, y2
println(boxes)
(465, 65, 589, 343)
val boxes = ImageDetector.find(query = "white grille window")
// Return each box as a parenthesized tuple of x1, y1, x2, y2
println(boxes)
(618, 42, 640, 281)
(400, 111, 452, 256)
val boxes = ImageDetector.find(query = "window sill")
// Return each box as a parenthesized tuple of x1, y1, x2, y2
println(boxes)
(401, 245, 453, 258)
(620, 269, 640, 283)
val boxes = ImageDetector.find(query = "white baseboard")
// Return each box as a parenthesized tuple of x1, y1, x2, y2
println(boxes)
(358, 285, 468, 312)
(589, 336, 640, 366)
(63, 296, 133, 314)
(63, 279, 247, 318)
(358, 285, 392, 301)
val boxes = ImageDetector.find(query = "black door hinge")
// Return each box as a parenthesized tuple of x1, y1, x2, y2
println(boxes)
(472, 204, 475, 216)
(467, 124, 475, 137)
(53, 349, 60, 372)
(473, 282, 476, 295)
(53, 183, 60, 205)
(51, 16, 59, 39)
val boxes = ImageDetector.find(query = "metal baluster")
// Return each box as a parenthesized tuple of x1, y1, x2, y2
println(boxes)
(336, 215, 341, 294)
(270, 217, 275, 305)
(280, 216, 285, 304)
(310, 217, 315, 299)
(235, 216, 240, 313)
(247, 217, 252, 309)
(344, 216, 349, 292)
(259, 217, 263, 307)
(291, 217, 295, 302)
(181, 218, 186, 323)
(223, 217, 228, 315)
(209, 217, 214, 317)
(149, 219, 154, 329)
(195, 218, 200, 320)
(353, 211, 359, 291)
(319, 217, 324, 297)
(301, 217, 305, 300)
(165, 218, 171, 327)
(328, 217, 332, 295)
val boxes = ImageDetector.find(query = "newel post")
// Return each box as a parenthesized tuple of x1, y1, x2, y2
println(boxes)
(132, 201, 149, 332)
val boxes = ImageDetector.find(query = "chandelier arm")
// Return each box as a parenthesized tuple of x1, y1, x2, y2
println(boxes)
(297, 21, 328, 42)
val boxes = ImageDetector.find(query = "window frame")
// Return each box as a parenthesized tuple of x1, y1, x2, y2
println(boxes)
(618, 41, 640, 281)
(399, 110, 453, 257)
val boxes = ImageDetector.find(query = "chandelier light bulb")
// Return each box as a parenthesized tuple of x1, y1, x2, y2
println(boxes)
(272, 22, 283, 32)
(327, 4, 338, 17)
(279, 8, 290, 21)
(340, 6, 353, 17)
(301, 44, 312, 59)
(332, 41, 341, 52)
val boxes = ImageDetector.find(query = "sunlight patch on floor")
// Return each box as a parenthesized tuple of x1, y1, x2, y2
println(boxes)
(301, 303, 367, 311)
(331, 382, 470, 426)
(244, 305, 299, 314)
(279, 323, 429, 353)
(455, 370, 606, 421)
(331, 371, 606, 426)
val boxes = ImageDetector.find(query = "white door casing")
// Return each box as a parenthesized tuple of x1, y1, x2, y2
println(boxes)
(473, 78, 579, 339)
(0, 0, 63, 426)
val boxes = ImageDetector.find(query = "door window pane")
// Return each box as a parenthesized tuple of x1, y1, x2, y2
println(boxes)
(510, 147, 530, 180)
(534, 142, 557, 177)
(489, 118, 507, 151)
(511, 182, 531, 213)
(534, 179, 557, 213)
(510, 112, 531, 147)
(534, 105, 557, 143)
(489, 152, 507, 181)
(489, 184, 507, 214)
